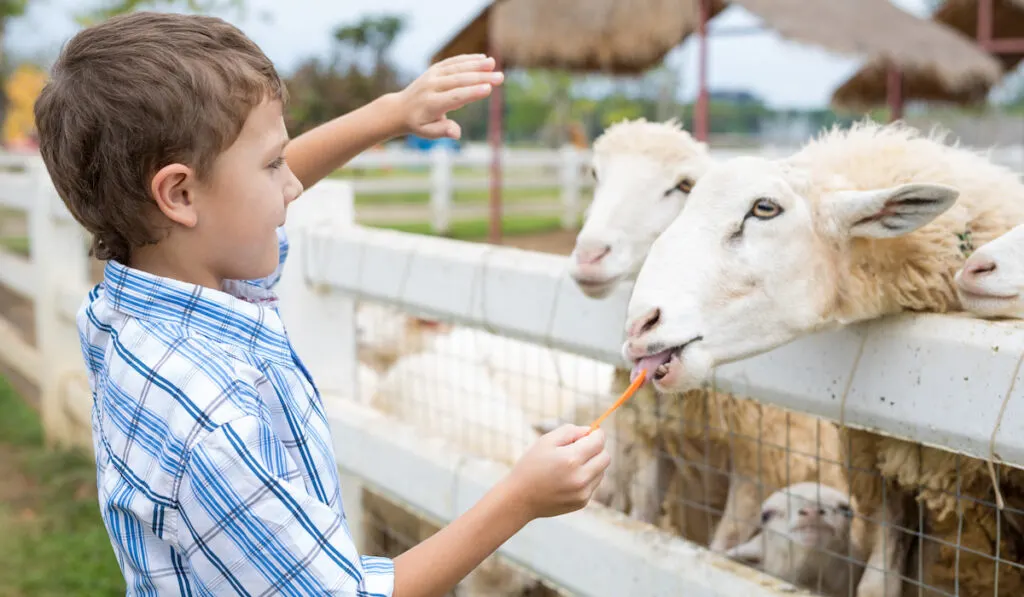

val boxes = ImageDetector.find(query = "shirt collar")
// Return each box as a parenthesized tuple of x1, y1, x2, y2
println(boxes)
(100, 259, 294, 364)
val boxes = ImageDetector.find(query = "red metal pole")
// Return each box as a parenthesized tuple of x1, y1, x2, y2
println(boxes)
(487, 40, 504, 244)
(984, 38, 1024, 53)
(978, 0, 994, 47)
(886, 64, 903, 122)
(694, 0, 710, 142)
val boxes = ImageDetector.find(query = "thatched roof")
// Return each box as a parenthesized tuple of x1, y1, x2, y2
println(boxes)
(432, 0, 1002, 90)
(430, 0, 728, 75)
(832, 0, 1021, 110)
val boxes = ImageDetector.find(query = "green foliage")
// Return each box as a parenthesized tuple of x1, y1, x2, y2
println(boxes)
(285, 14, 407, 135)
(0, 0, 28, 21)
(76, 0, 246, 26)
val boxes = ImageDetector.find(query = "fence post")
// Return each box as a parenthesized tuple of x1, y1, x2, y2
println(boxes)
(273, 178, 367, 550)
(560, 144, 581, 230)
(27, 156, 92, 450)
(429, 145, 452, 235)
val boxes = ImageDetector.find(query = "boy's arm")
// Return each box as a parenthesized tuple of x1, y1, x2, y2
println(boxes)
(284, 54, 503, 191)
(177, 401, 607, 597)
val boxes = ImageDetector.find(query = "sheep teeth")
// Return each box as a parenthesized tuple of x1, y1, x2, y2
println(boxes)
(655, 364, 670, 379)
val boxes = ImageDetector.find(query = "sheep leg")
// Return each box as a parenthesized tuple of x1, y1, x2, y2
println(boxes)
(709, 474, 763, 553)
(594, 429, 634, 513)
(855, 482, 911, 597)
(629, 441, 670, 524)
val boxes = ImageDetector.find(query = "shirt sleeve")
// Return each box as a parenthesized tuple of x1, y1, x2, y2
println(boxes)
(242, 226, 290, 290)
(176, 413, 394, 596)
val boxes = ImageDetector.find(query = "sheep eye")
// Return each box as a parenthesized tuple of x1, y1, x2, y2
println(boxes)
(837, 503, 853, 518)
(760, 510, 775, 524)
(588, 165, 598, 183)
(664, 177, 694, 198)
(749, 198, 783, 220)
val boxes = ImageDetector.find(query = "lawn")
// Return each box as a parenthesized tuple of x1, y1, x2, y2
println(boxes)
(0, 235, 28, 256)
(351, 186, 561, 207)
(330, 163, 581, 207)
(372, 213, 569, 239)
(0, 375, 126, 596)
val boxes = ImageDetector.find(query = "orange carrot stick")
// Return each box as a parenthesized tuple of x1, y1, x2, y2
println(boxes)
(588, 369, 647, 433)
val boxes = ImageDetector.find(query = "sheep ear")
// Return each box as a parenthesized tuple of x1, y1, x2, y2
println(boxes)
(824, 183, 959, 239)
(725, 534, 765, 567)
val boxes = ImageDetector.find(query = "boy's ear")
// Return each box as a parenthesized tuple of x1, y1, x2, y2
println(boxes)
(150, 163, 199, 228)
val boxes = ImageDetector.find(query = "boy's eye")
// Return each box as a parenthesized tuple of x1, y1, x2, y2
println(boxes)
(268, 157, 285, 170)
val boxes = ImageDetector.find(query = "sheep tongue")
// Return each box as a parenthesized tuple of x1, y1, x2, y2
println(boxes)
(631, 350, 674, 382)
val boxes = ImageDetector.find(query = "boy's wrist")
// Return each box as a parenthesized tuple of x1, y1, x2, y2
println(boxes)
(371, 91, 411, 140)
(490, 475, 536, 528)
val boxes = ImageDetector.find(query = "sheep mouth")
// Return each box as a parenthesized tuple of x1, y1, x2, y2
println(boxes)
(957, 287, 1019, 301)
(789, 523, 836, 545)
(571, 273, 623, 297)
(631, 335, 703, 383)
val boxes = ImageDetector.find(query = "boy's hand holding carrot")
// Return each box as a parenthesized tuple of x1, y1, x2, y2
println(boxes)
(503, 425, 611, 521)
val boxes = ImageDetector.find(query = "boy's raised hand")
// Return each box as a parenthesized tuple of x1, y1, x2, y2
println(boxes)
(395, 54, 504, 140)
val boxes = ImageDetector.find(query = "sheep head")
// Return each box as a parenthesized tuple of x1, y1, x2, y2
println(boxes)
(622, 155, 959, 393)
(956, 222, 1024, 319)
(569, 118, 712, 299)
(726, 482, 859, 593)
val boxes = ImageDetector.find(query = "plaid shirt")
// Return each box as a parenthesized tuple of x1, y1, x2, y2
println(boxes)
(77, 227, 394, 596)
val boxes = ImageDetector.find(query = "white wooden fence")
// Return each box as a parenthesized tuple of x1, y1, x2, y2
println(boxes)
(341, 143, 1024, 234)
(3, 148, 1024, 596)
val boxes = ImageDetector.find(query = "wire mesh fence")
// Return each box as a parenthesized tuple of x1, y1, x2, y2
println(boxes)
(335, 295, 1024, 597)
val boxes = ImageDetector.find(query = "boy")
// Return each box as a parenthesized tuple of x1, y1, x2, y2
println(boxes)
(34, 11, 611, 597)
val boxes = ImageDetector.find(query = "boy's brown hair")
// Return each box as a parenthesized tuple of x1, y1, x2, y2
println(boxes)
(34, 11, 287, 263)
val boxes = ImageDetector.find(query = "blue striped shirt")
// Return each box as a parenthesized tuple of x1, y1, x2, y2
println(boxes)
(77, 227, 394, 596)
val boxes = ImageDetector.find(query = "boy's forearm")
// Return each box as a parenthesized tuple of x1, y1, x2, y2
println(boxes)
(392, 478, 533, 597)
(284, 93, 405, 190)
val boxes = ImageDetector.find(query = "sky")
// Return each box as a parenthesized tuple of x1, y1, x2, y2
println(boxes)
(7, 0, 940, 109)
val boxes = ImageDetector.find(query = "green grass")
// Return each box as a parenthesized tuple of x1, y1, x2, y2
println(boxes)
(370, 213, 568, 240)
(329, 165, 573, 207)
(0, 236, 29, 256)
(0, 376, 126, 597)
(353, 187, 560, 207)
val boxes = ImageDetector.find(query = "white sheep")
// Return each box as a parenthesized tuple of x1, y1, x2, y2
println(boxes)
(355, 301, 452, 373)
(356, 301, 615, 422)
(569, 117, 713, 299)
(726, 482, 866, 597)
(623, 119, 1024, 597)
(955, 221, 1024, 319)
(561, 117, 849, 552)
(371, 349, 541, 465)
(370, 349, 545, 596)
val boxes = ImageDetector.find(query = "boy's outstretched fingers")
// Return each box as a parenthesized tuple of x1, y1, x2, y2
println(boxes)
(434, 53, 490, 74)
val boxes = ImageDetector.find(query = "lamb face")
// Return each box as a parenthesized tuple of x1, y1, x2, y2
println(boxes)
(355, 302, 452, 370)
(956, 222, 1024, 319)
(621, 155, 959, 393)
(569, 119, 712, 299)
(726, 482, 861, 596)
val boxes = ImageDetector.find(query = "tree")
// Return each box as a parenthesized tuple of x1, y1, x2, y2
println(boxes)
(76, 0, 246, 26)
(332, 14, 407, 89)
(285, 14, 409, 136)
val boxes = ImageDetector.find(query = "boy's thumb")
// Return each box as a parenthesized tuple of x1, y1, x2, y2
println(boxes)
(543, 423, 591, 446)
